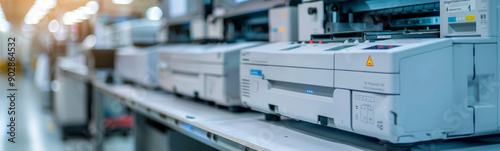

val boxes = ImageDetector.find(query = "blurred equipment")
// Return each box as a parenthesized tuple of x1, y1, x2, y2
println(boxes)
(113, 18, 162, 88)
(214, 0, 300, 41)
(115, 46, 159, 88)
(298, 0, 324, 41)
(34, 54, 51, 109)
(299, 0, 441, 42)
(269, 6, 298, 42)
(53, 57, 90, 139)
(101, 19, 161, 48)
(158, 42, 263, 110)
(163, 0, 219, 42)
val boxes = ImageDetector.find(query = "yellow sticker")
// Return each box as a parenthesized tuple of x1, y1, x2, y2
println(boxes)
(282, 12, 286, 18)
(366, 56, 373, 66)
(278, 27, 285, 33)
(465, 15, 475, 21)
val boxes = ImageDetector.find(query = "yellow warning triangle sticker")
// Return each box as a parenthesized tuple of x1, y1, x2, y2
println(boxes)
(366, 56, 374, 66)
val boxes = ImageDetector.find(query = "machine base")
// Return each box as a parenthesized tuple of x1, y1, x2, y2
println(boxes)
(264, 114, 281, 121)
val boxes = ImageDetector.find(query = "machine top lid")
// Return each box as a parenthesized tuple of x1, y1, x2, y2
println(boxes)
(335, 38, 453, 73)
(242, 42, 358, 69)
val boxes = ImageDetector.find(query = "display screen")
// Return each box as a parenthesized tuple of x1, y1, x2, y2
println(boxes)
(363, 45, 400, 50)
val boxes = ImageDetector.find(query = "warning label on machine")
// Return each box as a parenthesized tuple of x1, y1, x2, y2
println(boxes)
(366, 56, 373, 66)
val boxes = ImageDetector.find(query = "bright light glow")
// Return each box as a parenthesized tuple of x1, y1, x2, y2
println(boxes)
(49, 0, 57, 8)
(23, 0, 57, 25)
(146, 6, 162, 21)
(37, 0, 52, 9)
(63, 12, 76, 25)
(83, 35, 97, 49)
(0, 21, 11, 32)
(73, 10, 84, 22)
(0, 4, 10, 32)
(30, 14, 40, 24)
(85, 1, 99, 14)
(57, 2, 99, 26)
(112, 0, 133, 5)
(78, 7, 90, 20)
(22, 23, 35, 31)
(48, 20, 59, 33)
(54, 27, 67, 41)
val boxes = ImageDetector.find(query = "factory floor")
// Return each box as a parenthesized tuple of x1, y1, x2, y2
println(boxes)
(0, 72, 134, 151)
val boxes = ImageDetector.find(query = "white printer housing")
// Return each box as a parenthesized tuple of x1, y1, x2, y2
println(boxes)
(158, 42, 263, 107)
(115, 46, 159, 88)
(334, 39, 458, 143)
(298, 1, 324, 41)
(241, 39, 476, 143)
(240, 42, 356, 131)
(239, 0, 500, 144)
(440, 0, 500, 138)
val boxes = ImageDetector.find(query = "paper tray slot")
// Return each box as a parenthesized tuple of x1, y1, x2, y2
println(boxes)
(172, 70, 199, 77)
(269, 80, 334, 98)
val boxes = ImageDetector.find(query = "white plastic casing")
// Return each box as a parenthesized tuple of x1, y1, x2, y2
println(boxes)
(158, 42, 263, 107)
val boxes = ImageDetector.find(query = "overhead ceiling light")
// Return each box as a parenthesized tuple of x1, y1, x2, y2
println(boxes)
(63, 12, 75, 25)
(112, 0, 133, 5)
(49, 0, 57, 9)
(85, 1, 99, 14)
(73, 9, 84, 22)
(48, 20, 59, 33)
(78, 7, 90, 20)
(146, 6, 162, 21)
(23, 0, 57, 25)
(37, 0, 51, 10)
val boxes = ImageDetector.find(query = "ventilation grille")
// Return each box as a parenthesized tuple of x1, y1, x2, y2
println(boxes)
(241, 79, 251, 98)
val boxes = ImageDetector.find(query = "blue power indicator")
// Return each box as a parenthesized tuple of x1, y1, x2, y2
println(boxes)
(307, 90, 314, 94)
(250, 69, 262, 76)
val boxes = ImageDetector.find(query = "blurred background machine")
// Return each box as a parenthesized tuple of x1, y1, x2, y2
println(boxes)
(113, 19, 161, 88)
(53, 56, 90, 139)
(156, 0, 299, 111)
(163, 0, 218, 43)
(158, 42, 262, 110)
(214, 0, 300, 41)
(115, 46, 160, 88)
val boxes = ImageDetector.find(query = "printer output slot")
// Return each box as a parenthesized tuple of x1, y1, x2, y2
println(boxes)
(268, 80, 334, 98)
(172, 70, 199, 78)
(447, 22, 477, 35)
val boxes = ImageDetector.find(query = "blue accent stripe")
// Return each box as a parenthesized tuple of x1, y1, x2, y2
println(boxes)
(448, 17, 456, 22)
(250, 69, 262, 76)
